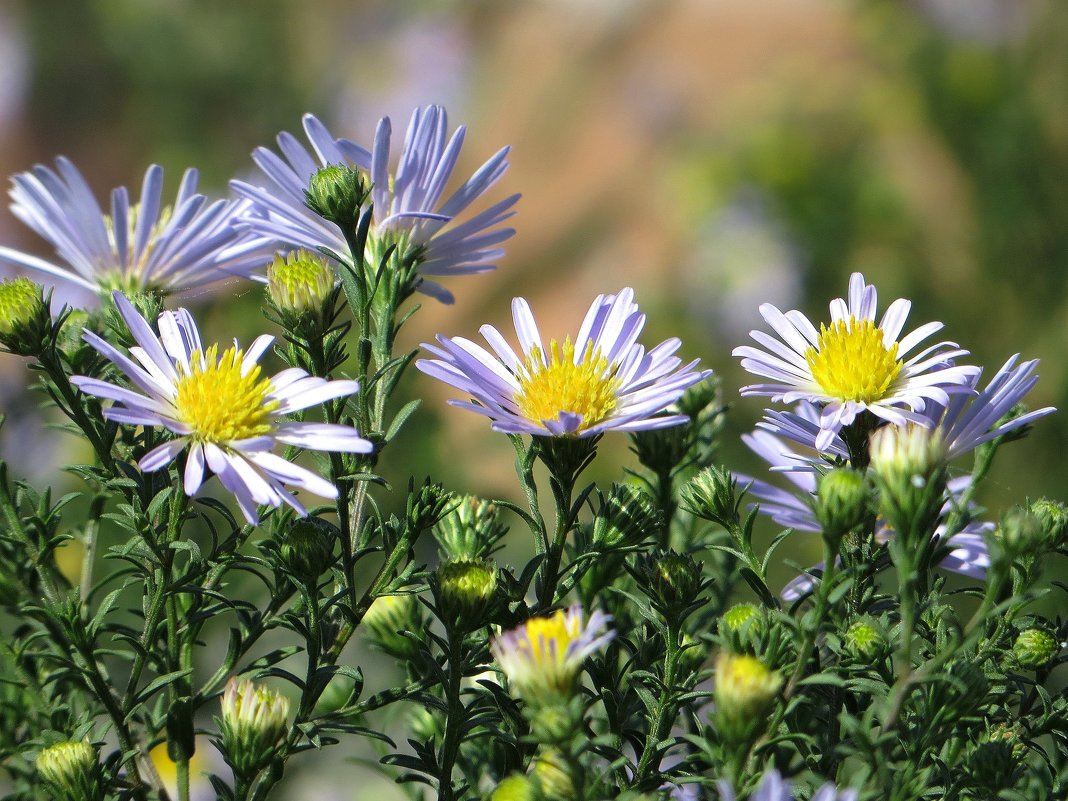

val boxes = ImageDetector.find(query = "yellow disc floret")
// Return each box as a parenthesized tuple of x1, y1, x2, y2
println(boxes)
(806, 317, 902, 403)
(514, 338, 619, 431)
(174, 345, 278, 443)
(522, 608, 582, 671)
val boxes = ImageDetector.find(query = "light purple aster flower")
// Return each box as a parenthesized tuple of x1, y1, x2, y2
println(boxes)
(739, 406, 992, 600)
(71, 292, 372, 524)
(233, 107, 518, 304)
(717, 769, 857, 801)
(733, 272, 979, 450)
(0, 158, 274, 298)
(416, 287, 711, 437)
(490, 604, 614, 702)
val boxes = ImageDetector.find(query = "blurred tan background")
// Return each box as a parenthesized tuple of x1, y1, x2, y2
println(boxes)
(0, 1, 1066, 796)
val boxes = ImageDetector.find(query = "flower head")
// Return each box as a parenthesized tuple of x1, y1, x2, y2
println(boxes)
(0, 159, 273, 299)
(734, 272, 978, 450)
(71, 293, 371, 524)
(36, 740, 101, 801)
(266, 250, 334, 313)
(417, 288, 710, 437)
(233, 107, 518, 303)
(219, 678, 290, 776)
(490, 605, 613, 703)
(718, 770, 857, 801)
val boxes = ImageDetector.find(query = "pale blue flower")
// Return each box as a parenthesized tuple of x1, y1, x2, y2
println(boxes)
(233, 107, 518, 303)
(717, 769, 856, 801)
(0, 158, 273, 298)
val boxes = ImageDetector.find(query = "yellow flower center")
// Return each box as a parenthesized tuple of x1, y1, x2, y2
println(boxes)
(514, 338, 619, 431)
(174, 345, 278, 443)
(805, 317, 902, 403)
(522, 609, 581, 668)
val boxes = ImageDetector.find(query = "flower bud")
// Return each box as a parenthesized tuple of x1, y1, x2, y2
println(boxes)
(434, 558, 497, 630)
(364, 594, 423, 660)
(721, 603, 765, 652)
(406, 479, 454, 539)
(491, 774, 536, 801)
(434, 495, 507, 560)
(638, 551, 705, 618)
(0, 277, 48, 356)
(869, 424, 947, 542)
(844, 617, 888, 661)
(722, 602, 761, 632)
(676, 633, 709, 678)
(681, 466, 740, 528)
(36, 740, 101, 801)
(591, 483, 661, 550)
(304, 164, 368, 230)
(267, 251, 334, 315)
(1012, 628, 1058, 670)
(815, 468, 870, 543)
(713, 652, 782, 744)
(995, 507, 1044, 558)
(531, 749, 575, 800)
(219, 678, 290, 777)
(279, 517, 337, 581)
(1028, 498, 1068, 551)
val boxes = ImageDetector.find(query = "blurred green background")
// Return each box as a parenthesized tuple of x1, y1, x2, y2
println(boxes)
(0, 0, 1066, 797)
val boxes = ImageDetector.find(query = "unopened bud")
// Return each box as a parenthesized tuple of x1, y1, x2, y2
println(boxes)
(815, 468, 869, 542)
(713, 652, 782, 744)
(434, 495, 507, 560)
(681, 466, 739, 528)
(435, 559, 497, 629)
(639, 551, 704, 617)
(870, 424, 947, 541)
(1013, 628, 1058, 670)
(0, 278, 48, 356)
(531, 749, 575, 800)
(592, 484, 660, 550)
(1028, 498, 1068, 551)
(304, 164, 367, 230)
(491, 774, 536, 801)
(267, 251, 334, 314)
(219, 678, 290, 776)
(363, 594, 423, 660)
(36, 740, 101, 801)
(844, 617, 887, 661)
(279, 517, 336, 581)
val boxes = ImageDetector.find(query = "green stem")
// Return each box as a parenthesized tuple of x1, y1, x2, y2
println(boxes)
(633, 626, 681, 785)
(437, 632, 466, 801)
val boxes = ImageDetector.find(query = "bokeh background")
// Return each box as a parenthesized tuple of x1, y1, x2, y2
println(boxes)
(0, 0, 1066, 797)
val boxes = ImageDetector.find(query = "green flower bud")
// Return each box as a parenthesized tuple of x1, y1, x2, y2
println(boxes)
(844, 617, 888, 661)
(267, 251, 334, 314)
(713, 652, 782, 745)
(491, 774, 536, 801)
(870, 424, 947, 543)
(36, 740, 101, 801)
(0, 278, 48, 356)
(591, 483, 661, 550)
(1013, 628, 1058, 670)
(435, 558, 497, 629)
(681, 466, 740, 528)
(638, 551, 705, 617)
(406, 479, 454, 538)
(995, 507, 1044, 558)
(1028, 498, 1068, 551)
(363, 594, 423, 660)
(531, 749, 575, 800)
(722, 603, 761, 632)
(304, 164, 367, 230)
(279, 517, 337, 581)
(815, 468, 870, 542)
(433, 495, 507, 560)
(970, 722, 1024, 787)
(219, 678, 290, 777)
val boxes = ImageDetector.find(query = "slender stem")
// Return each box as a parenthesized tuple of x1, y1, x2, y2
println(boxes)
(437, 631, 466, 801)
(633, 626, 681, 785)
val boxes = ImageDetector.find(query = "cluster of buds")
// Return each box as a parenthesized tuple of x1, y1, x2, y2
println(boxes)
(36, 740, 101, 801)
(219, 678, 290, 777)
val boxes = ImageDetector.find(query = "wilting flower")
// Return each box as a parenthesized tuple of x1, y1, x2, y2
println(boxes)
(71, 293, 371, 524)
(0, 159, 272, 298)
(490, 605, 613, 703)
(734, 272, 978, 450)
(417, 288, 710, 437)
(233, 107, 518, 303)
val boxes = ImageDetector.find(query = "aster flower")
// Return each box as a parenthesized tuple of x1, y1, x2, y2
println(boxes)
(738, 413, 992, 600)
(71, 292, 372, 524)
(717, 770, 857, 801)
(233, 107, 518, 303)
(416, 287, 710, 437)
(490, 605, 614, 703)
(0, 158, 273, 298)
(734, 272, 978, 450)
